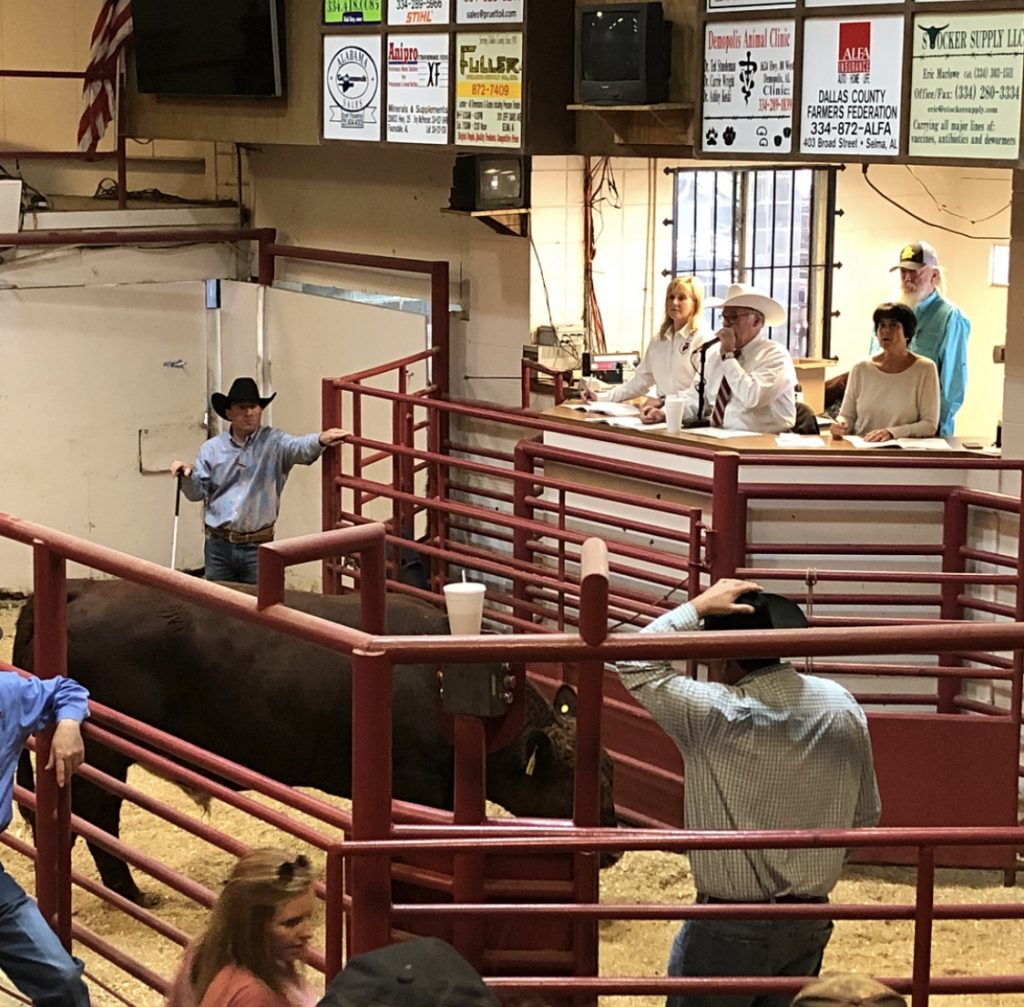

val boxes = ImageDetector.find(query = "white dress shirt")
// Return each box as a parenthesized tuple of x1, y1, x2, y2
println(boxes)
(598, 327, 704, 402)
(681, 331, 797, 433)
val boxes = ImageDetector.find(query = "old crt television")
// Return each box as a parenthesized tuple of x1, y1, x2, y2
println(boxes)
(449, 155, 529, 212)
(576, 2, 671, 105)
(133, 0, 286, 97)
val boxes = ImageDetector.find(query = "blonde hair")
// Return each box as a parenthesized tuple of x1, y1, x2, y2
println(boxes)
(657, 275, 705, 341)
(189, 849, 315, 1002)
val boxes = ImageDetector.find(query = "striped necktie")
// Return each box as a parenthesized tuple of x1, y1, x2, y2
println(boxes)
(710, 380, 731, 427)
(710, 352, 740, 427)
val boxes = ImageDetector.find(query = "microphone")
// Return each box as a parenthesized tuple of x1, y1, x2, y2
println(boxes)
(689, 336, 722, 429)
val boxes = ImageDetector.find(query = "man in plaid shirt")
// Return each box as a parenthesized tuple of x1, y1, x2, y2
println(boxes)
(617, 580, 881, 1007)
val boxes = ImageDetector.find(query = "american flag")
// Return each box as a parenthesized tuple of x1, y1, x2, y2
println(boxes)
(77, 0, 133, 153)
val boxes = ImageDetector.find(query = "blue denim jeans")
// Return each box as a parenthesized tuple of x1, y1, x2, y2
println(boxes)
(0, 863, 90, 1007)
(204, 536, 260, 584)
(666, 915, 833, 1007)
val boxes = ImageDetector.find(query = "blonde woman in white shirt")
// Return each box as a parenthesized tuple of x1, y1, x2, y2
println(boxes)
(832, 302, 940, 443)
(582, 275, 705, 423)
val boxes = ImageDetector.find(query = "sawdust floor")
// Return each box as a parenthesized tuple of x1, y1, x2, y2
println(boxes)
(1, 600, 1023, 1007)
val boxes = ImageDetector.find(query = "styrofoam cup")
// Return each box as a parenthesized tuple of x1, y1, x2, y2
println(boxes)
(443, 582, 486, 635)
(664, 396, 685, 434)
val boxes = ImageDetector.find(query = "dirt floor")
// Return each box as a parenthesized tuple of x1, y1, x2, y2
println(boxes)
(1, 598, 1023, 1007)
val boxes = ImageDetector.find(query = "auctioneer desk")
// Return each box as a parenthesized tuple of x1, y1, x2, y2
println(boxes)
(529, 406, 1021, 870)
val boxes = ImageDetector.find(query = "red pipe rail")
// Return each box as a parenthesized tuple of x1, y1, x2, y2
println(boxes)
(4, 514, 1024, 1005)
(0, 513, 403, 986)
(332, 822, 1024, 1007)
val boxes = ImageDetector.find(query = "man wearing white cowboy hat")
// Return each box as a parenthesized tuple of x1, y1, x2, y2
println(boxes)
(170, 376, 349, 583)
(678, 282, 797, 433)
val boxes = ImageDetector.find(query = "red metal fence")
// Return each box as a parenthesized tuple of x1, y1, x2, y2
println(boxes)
(3, 513, 1024, 1007)
(321, 359, 1024, 871)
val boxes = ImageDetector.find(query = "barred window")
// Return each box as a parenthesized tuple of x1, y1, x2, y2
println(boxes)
(667, 166, 839, 358)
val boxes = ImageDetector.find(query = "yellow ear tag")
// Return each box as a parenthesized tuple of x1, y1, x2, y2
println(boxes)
(559, 703, 570, 715)
(525, 749, 537, 776)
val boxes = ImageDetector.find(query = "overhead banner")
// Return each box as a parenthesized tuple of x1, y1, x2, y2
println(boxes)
(908, 11, 1024, 160)
(323, 35, 382, 141)
(386, 33, 450, 143)
(387, 0, 450, 26)
(455, 31, 523, 146)
(457, 0, 523, 24)
(324, 0, 382, 24)
(800, 17, 903, 156)
(701, 20, 795, 154)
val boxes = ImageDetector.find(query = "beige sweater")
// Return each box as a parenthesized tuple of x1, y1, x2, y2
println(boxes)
(839, 356, 940, 438)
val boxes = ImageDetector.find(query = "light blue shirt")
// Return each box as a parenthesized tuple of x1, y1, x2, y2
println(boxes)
(1, 673, 89, 832)
(913, 290, 969, 436)
(182, 426, 325, 533)
(616, 604, 880, 900)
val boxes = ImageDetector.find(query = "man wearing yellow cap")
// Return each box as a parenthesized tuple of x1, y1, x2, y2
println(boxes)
(890, 241, 970, 436)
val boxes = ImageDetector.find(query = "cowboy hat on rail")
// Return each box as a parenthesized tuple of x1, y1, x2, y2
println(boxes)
(706, 282, 787, 327)
(211, 376, 277, 420)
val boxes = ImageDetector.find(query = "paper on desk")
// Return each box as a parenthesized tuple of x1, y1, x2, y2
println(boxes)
(596, 416, 666, 430)
(842, 436, 900, 449)
(895, 437, 955, 450)
(776, 433, 825, 447)
(566, 401, 641, 417)
(683, 427, 763, 440)
(843, 436, 954, 450)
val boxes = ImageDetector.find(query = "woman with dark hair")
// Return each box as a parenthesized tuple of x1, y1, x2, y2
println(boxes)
(581, 275, 705, 422)
(166, 849, 317, 1007)
(831, 302, 940, 442)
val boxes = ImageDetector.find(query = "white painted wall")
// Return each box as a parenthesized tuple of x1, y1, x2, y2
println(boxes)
(248, 143, 530, 408)
(265, 285, 429, 589)
(0, 269, 435, 592)
(0, 282, 209, 589)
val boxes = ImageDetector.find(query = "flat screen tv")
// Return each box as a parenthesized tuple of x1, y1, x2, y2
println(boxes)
(450, 155, 529, 212)
(133, 0, 286, 98)
(576, 2, 671, 105)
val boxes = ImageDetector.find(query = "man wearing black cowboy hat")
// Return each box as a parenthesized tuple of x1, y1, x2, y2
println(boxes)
(616, 579, 880, 1007)
(170, 376, 348, 583)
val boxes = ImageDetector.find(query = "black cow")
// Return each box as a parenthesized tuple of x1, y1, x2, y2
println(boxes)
(13, 580, 617, 905)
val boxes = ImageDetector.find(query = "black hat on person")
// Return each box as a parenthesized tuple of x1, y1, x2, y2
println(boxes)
(889, 240, 939, 272)
(703, 591, 808, 633)
(319, 937, 501, 1007)
(211, 377, 276, 420)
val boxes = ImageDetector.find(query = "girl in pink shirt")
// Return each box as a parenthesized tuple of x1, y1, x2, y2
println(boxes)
(166, 849, 318, 1007)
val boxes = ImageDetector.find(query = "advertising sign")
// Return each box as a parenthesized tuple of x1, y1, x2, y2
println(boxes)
(454, 31, 523, 146)
(456, 0, 523, 24)
(800, 17, 903, 156)
(701, 20, 795, 154)
(908, 11, 1024, 159)
(387, 0, 450, 26)
(386, 33, 450, 143)
(707, 0, 793, 11)
(325, 0, 382, 24)
(323, 35, 382, 141)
